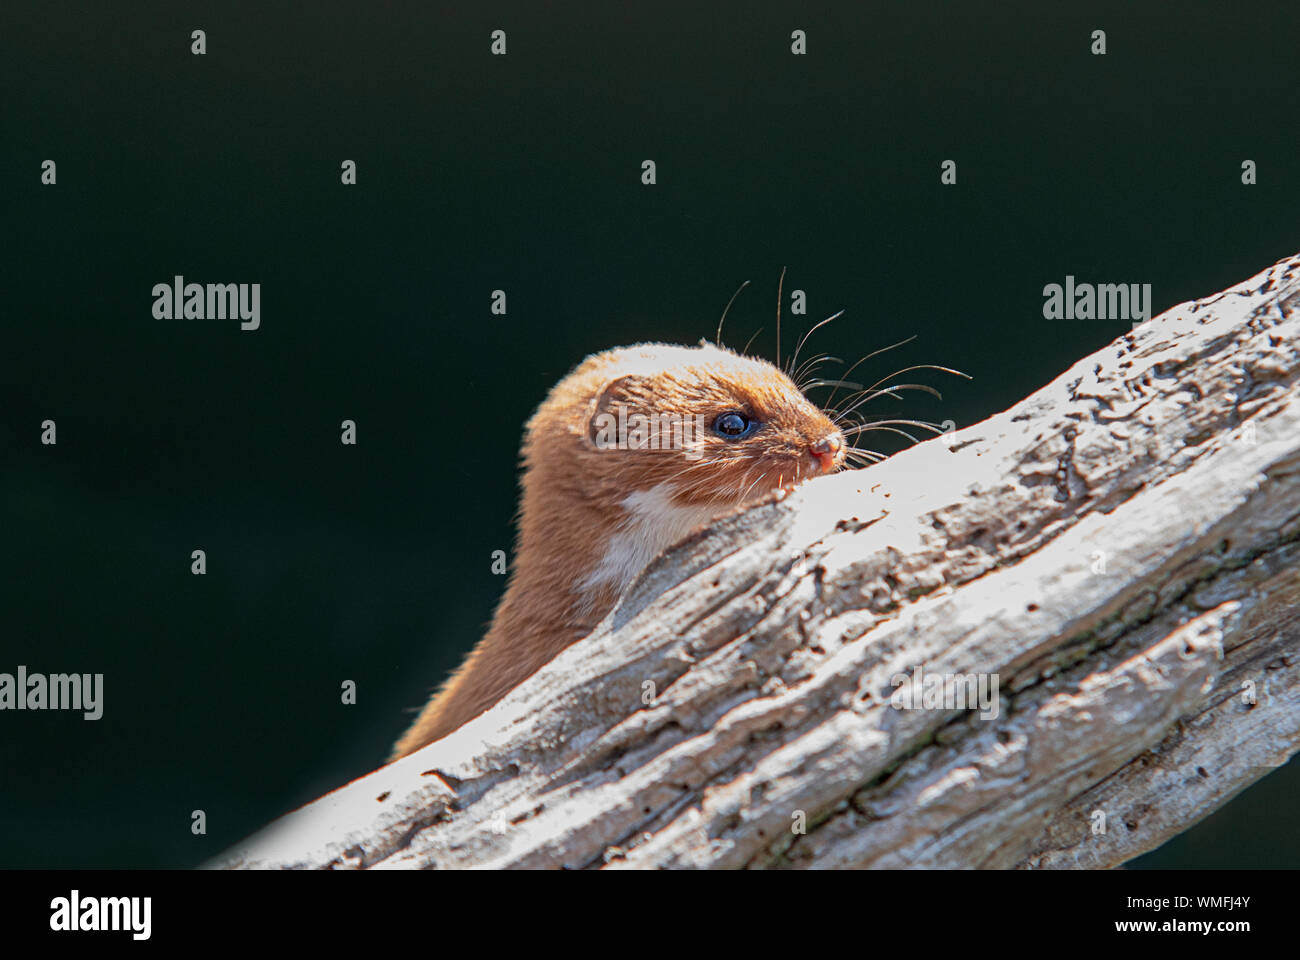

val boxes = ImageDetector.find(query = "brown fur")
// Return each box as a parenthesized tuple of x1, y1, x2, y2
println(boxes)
(390, 342, 844, 760)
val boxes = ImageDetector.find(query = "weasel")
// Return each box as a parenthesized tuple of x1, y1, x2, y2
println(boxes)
(390, 340, 846, 759)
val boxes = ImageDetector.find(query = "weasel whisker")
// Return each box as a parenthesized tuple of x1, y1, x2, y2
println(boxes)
(840, 418, 946, 438)
(824, 334, 919, 408)
(789, 309, 845, 380)
(716, 279, 751, 348)
(800, 378, 863, 393)
(844, 446, 887, 464)
(775, 266, 787, 371)
(833, 382, 945, 424)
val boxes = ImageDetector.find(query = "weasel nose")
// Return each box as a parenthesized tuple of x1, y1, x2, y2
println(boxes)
(809, 434, 843, 473)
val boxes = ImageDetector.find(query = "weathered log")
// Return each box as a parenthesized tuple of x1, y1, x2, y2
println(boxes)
(212, 252, 1300, 870)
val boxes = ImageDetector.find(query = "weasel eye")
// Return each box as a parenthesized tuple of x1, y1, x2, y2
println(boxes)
(712, 411, 757, 439)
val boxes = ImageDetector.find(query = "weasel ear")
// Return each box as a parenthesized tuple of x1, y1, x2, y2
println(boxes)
(585, 374, 650, 449)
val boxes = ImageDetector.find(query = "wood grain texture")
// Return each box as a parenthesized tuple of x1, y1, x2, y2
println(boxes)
(212, 251, 1300, 870)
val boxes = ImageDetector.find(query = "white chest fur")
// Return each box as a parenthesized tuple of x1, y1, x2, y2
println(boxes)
(578, 482, 724, 602)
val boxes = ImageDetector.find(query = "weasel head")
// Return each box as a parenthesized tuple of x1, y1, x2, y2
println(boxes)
(510, 340, 849, 618)
(531, 341, 845, 512)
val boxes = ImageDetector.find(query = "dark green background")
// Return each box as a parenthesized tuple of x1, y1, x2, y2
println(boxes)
(2, 1, 1296, 868)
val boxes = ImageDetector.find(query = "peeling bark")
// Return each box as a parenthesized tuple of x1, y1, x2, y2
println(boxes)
(211, 252, 1300, 870)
